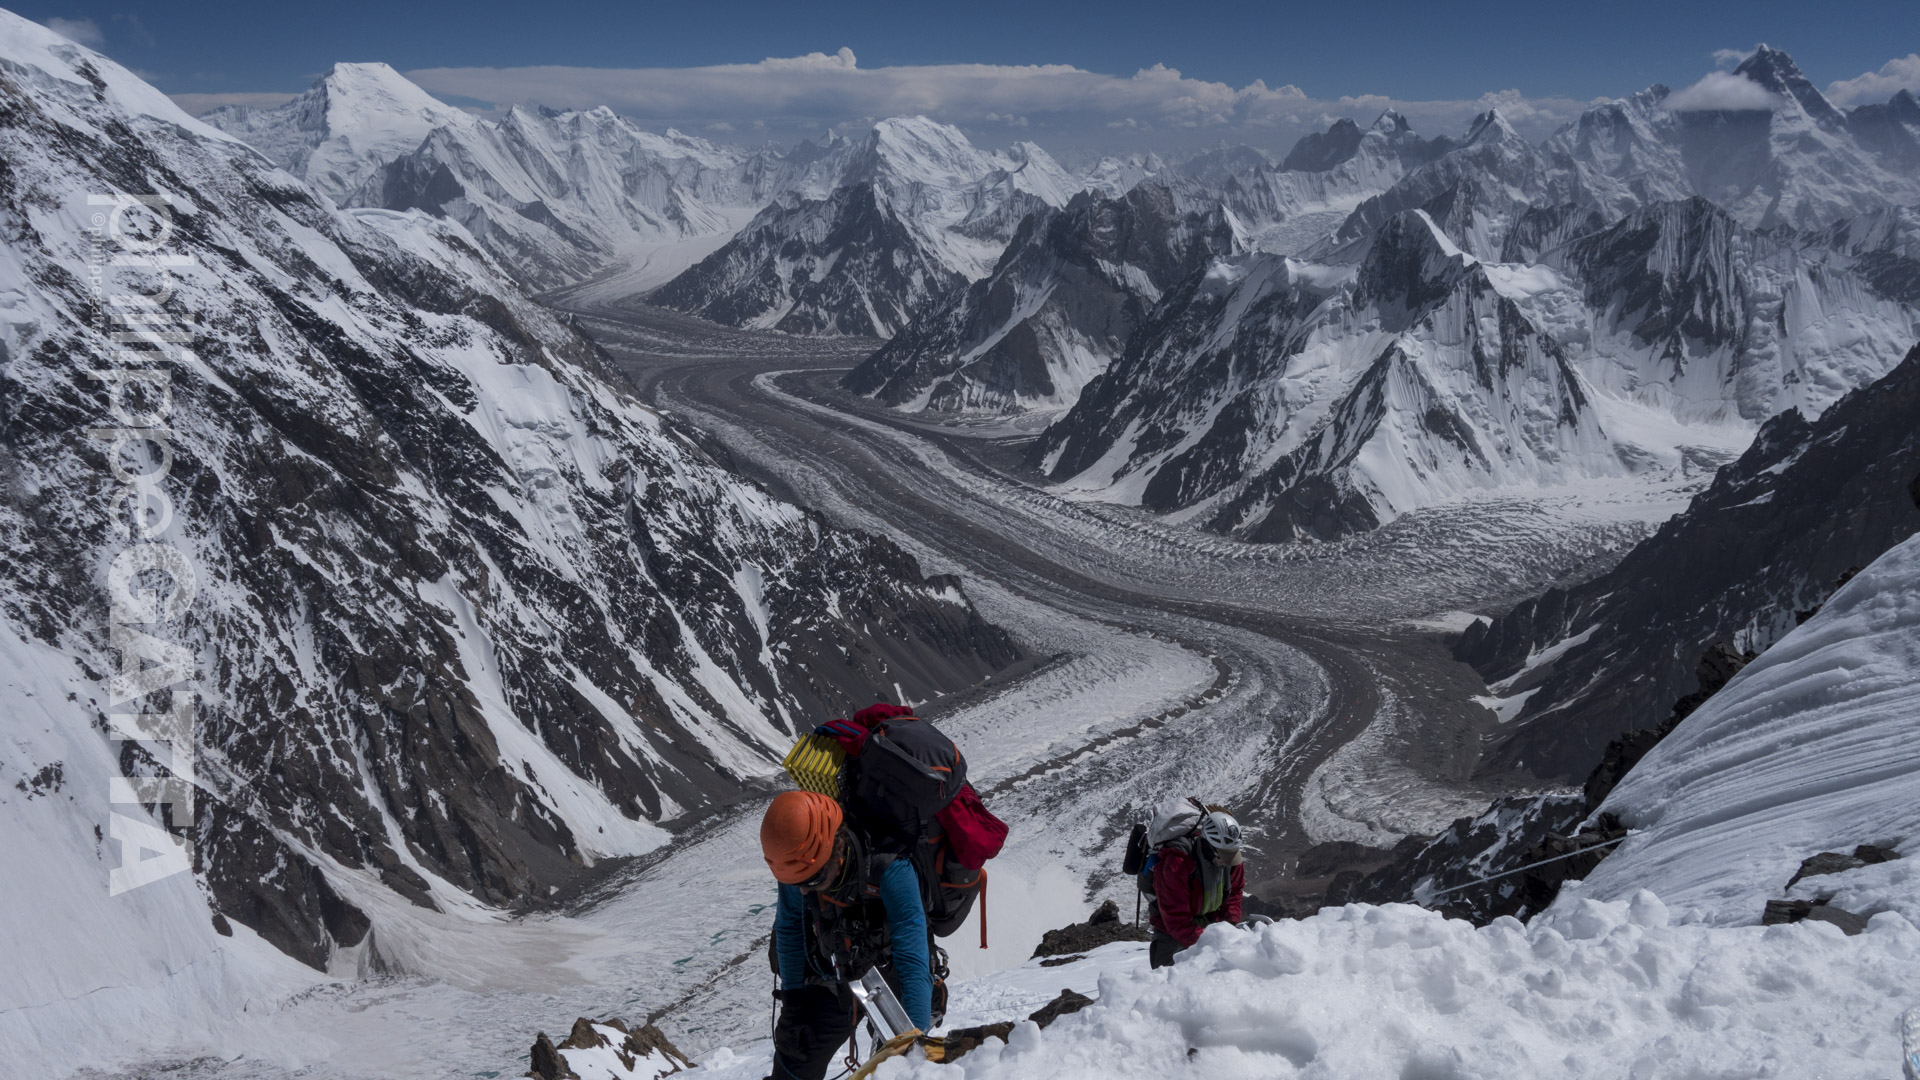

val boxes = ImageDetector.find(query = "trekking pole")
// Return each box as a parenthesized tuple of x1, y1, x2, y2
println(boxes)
(1134, 885, 1141, 927)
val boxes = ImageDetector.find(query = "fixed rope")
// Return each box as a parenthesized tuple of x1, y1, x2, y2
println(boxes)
(1424, 837, 1627, 900)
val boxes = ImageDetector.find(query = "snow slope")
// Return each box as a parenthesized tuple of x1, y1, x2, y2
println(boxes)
(0, 16, 1017, 1072)
(680, 898, 1916, 1080)
(0, 636, 326, 1077)
(1571, 532, 1920, 925)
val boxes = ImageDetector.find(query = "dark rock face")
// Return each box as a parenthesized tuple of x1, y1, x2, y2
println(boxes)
(0, 50, 1019, 974)
(1305, 641, 1755, 926)
(1328, 794, 1592, 923)
(1579, 644, 1752, 810)
(528, 1032, 575, 1080)
(1460, 343, 1920, 781)
(1847, 89, 1920, 169)
(1500, 202, 1609, 263)
(1030, 899, 1152, 959)
(843, 183, 1240, 413)
(653, 183, 962, 338)
(1280, 119, 1367, 173)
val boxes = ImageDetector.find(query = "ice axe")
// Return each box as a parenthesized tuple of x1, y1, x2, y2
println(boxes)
(848, 968, 918, 1043)
(847, 970, 925, 1078)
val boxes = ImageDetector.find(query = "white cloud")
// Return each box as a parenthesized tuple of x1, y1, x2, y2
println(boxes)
(1663, 71, 1781, 112)
(397, 50, 1589, 153)
(1825, 54, 1920, 107)
(1712, 48, 1754, 71)
(40, 16, 104, 47)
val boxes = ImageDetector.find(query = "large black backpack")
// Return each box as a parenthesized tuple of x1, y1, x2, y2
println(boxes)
(846, 715, 989, 941)
(847, 715, 970, 853)
(787, 709, 991, 940)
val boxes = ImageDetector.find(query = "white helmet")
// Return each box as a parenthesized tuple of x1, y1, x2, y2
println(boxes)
(1198, 810, 1241, 853)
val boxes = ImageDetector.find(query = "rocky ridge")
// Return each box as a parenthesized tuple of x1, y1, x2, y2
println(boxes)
(0, 18, 1018, 973)
(841, 182, 1244, 412)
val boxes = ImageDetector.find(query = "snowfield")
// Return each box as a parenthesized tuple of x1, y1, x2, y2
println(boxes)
(682, 532, 1920, 1080)
(1572, 533, 1920, 926)
(680, 899, 1916, 1080)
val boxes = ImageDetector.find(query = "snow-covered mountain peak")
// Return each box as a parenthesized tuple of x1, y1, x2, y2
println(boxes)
(0, 10, 222, 134)
(1370, 109, 1414, 135)
(313, 61, 464, 127)
(995, 139, 1081, 206)
(857, 114, 1000, 191)
(1734, 45, 1845, 129)
(1353, 208, 1480, 321)
(199, 60, 474, 205)
(1462, 108, 1523, 146)
(1082, 151, 1171, 196)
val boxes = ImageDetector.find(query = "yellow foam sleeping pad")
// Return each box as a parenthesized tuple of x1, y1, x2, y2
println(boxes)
(781, 734, 845, 798)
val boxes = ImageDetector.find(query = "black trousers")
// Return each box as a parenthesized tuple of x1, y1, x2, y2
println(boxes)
(1149, 931, 1182, 969)
(771, 986, 857, 1080)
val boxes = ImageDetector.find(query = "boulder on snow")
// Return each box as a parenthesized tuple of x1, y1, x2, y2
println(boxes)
(1025, 988, 1095, 1028)
(1787, 851, 1868, 886)
(1029, 899, 1151, 959)
(527, 1018, 691, 1080)
(1785, 844, 1902, 887)
(1761, 897, 1871, 935)
(938, 988, 1098, 1062)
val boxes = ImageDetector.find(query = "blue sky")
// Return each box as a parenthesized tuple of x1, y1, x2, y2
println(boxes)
(17, 0, 1920, 154)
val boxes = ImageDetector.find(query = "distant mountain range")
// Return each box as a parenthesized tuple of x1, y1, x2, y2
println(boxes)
(203, 62, 777, 290)
(198, 50, 1920, 547)
(653, 116, 1086, 337)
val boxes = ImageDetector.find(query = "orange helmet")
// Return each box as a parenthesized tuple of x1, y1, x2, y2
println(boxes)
(761, 790, 843, 884)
